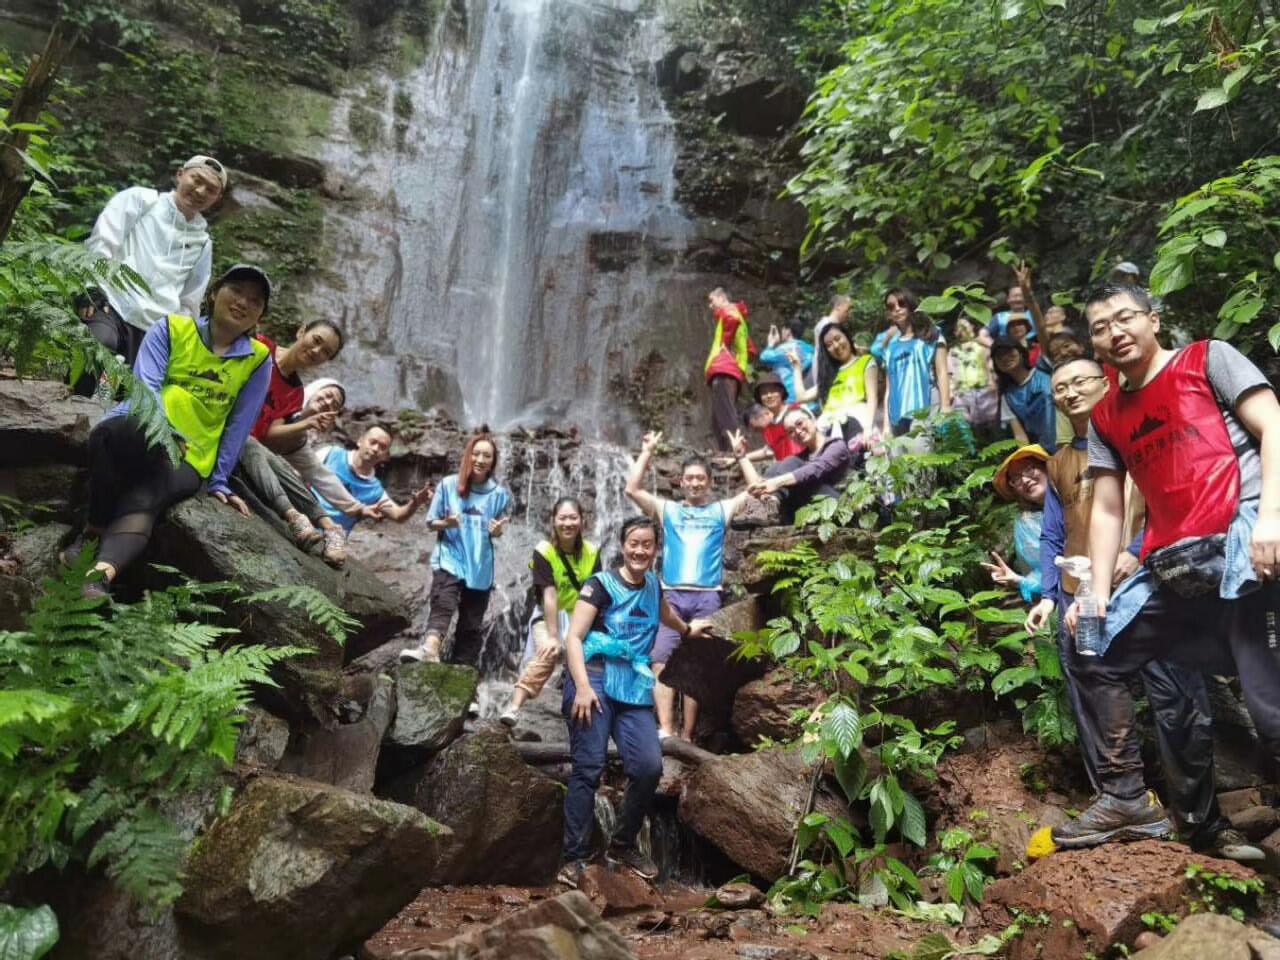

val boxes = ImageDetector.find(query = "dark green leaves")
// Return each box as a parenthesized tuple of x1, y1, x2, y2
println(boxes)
(0, 904, 58, 960)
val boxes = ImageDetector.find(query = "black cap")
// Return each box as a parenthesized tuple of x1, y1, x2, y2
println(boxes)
(214, 263, 272, 310)
(752, 371, 788, 403)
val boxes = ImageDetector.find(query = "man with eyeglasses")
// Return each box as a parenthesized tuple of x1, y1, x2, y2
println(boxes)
(1027, 355, 1259, 859)
(1053, 282, 1280, 852)
(77, 155, 227, 391)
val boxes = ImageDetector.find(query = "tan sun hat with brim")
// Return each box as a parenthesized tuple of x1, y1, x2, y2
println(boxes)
(993, 444, 1051, 502)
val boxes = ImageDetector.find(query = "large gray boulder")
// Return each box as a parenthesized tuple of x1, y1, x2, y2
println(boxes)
(385, 727, 564, 885)
(386, 661, 478, 752)
(176, 774, 450, 960)
(389, 891, 635, 959)
(1130, 912, 1280, 959)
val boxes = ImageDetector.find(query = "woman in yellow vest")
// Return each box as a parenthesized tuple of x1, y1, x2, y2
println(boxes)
(500, 497, 601, 727)
(64, 264, 273, 596)
(795, 321, 879, 447)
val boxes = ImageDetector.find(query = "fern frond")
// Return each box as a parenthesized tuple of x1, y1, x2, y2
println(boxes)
(242, 585, 357, 645)
(87, 808, 185, 912)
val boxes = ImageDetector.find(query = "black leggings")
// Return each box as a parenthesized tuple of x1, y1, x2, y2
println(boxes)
(88, 414, 201, 574)
(425, 569, 492, 668)
(72, 304, 146, 397)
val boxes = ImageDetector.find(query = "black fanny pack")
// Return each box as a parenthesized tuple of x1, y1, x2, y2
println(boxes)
(1146, 534, 1227, 598)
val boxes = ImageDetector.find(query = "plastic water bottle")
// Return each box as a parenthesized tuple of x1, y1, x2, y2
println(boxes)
(1056, 555, 1102, 656)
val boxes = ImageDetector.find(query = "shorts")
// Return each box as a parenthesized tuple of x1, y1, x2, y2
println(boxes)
(652, 588, 722, 665)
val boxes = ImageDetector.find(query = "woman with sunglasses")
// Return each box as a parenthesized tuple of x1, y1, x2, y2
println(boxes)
(731, 405, 851, 524)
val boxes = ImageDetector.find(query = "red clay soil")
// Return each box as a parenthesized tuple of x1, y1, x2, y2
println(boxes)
(361, 884, 959, 959)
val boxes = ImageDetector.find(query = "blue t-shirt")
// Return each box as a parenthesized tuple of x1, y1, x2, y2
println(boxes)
(315, 446, 388, 534)
(758, 340, 814, 403)
(659, 499, 729, 590)
(885, 334, 944, 427)
(428, 474, 512, 591)
(1000, 369, 1057, 452)
(869, 328, 897, 366)
(579, 570, 663, 706)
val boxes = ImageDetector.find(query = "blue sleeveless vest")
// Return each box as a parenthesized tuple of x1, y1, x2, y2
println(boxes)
(581, 570, 661, 706)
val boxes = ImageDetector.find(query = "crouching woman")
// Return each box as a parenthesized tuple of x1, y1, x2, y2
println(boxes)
(559, 516, 714, 885)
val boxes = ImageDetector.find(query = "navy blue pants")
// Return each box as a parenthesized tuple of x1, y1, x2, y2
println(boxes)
(562, 671, 663, 862)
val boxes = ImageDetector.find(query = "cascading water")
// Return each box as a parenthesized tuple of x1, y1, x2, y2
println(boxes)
(309, 0, 703, 437)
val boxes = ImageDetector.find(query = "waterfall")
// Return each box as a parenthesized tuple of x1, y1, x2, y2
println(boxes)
(309, 0, 698, 438)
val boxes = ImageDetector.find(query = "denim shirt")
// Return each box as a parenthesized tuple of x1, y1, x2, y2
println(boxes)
(1100, 499, 1259, 654)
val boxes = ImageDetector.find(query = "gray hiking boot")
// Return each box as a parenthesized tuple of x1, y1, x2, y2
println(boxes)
(1051, 791, 1175, 849)
(608, 844, 659, 881)
(1210, 827, 1266, 863)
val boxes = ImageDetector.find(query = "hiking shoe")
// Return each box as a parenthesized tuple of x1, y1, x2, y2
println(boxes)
(399, 639, 441, 664)
(1051, 791, 1175, 849)
(320, 526, 347, 567)
(81, 576, 110, 603)
(58, 529, 96, 568)
(556, 859, 589, 887)
(608, 844, 659, 881)
(499, 704, 520, 728)
(286, 510, 323, 546)
(1210, 827, 1266, 863)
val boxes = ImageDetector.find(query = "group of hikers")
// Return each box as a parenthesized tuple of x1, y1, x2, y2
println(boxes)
(63, 154, 1280, 887)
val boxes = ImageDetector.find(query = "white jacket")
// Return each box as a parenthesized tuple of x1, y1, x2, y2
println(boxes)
(86, 187, 213, 331)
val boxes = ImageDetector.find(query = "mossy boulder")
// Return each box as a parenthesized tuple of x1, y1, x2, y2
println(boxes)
(385, 728, 564, 885)
(386, 660, 478, 752)
(176, 774, 450, 960)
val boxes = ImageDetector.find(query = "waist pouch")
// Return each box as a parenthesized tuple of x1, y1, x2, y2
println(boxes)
(1147, 534, 1226, 598)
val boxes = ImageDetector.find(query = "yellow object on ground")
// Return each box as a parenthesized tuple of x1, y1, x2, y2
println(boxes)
(1026, 825, 1057, 860)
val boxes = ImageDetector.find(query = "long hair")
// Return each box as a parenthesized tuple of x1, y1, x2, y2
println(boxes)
(991, 336, 1032, 395)
(816, 321, 855, 405)
(550, 496, 585, 556)
(458, 430, 499, 498)
(909, 310, 941, 344)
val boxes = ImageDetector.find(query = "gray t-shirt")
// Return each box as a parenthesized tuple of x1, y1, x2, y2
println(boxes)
(1087, 340, 1269, 501)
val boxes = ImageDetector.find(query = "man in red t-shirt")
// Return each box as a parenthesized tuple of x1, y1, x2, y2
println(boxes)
(1053, 282, 1280, 855)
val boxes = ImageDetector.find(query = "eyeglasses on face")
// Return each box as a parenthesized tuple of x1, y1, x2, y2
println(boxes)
(1051, 374, 1107, 397)
(1088, 309, 1147, 338)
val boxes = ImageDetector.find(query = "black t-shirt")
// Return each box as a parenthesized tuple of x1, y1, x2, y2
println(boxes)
(577, 571, 657, 635)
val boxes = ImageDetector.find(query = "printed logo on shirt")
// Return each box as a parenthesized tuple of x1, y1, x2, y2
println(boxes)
(462, 505, 484, 517)
(629, 607, 652, 619)
(1129, 405, 1170, 443)
(193, 369, 222, 383)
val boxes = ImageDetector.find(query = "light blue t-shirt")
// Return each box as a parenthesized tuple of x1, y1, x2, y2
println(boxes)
(1000, 368, 1058, 452)
(315, 446, 388, 534)
(885, 334, 945, 427)
(428, 474, 512, 591)
(986, 311, 1038, 341)
(581, 570, 662, 706)
(659, 499, 729, 590)
(758, 340, 814, 403)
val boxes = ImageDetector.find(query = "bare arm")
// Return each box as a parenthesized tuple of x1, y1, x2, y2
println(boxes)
(624, 431, 663, 518)
(659, 595, 715, 639)
(1015, 262, 1046, 335)
(1087, 469, 1126, 610)
(863, 361, 880, 435)
(1009, 417, 1030, 444)
(380, 482, 433, 522)
(564, 597, 603, 725)
(934, 344, 952, 412)
(263, 411, 333, 448)
(1236, 388, 1280, 576)
(540, 584, 561, 644)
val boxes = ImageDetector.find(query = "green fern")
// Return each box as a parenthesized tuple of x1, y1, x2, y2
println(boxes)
(243, 585, 359, 645)
(0, 562, 327, 913)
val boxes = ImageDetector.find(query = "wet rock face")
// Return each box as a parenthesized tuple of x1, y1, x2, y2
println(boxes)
(383, 727, 564, 885)
(386, 661, 478, 753)
(389, 890, 636, 959)
(176, 775, 451, 960)
(982, 840, 1259, 959)
(732, 668, 827, 748)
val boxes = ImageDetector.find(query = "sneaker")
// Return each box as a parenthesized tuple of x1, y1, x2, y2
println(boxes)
(286, 510, 323, 547)
(81, 576, 110, 602)
(320, 526, 347, 567)
(399, 639, 441, 664)
(499, 705, 520, 728)
(1210, 827, 1266, 863)
(556, 859, 589, 887)
(657, 729, 676, 741)
(467, 700, 480, 719)
(1051, 791, 1175, 849)
(58, 529, 95, 568)
(608, 844, 659, 881)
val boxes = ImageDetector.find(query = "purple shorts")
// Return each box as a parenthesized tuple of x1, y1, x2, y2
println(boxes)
(652, 588, 723, 665)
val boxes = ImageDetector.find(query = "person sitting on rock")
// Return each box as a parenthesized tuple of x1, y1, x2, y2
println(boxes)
(231, 319, 358, 564)
(61, 263, 273, 595)
(559, 515, 715, 886)
(311, 426, 433, 550)
(730, 405, 852, 525)
(704, 287, 757, 453)
(982, 444, 1049, 605)
(625, 432, 750, 741)
(500, 497, 601, 727)
(757, 316, 813, 404)
(399, 432, 511, 668)
(76, 155, 227, 393)
(721, 374, 804, 467)
(1022, 357, 1260, 861)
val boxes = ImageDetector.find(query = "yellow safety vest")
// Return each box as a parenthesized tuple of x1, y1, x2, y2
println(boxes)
(531, 539, 600, 613)
(160, 314, 270, 477)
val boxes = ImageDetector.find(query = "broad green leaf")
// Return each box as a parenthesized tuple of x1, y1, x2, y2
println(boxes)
(823, 702, 863, 758)
(833, 751, 868, 804)
(1269, 323, 1280, 353)
(0, 904, 59, 960)
(1193, 86, 1230, 113)
(1200, 229, 1226, 248)
(900, 792, 928, 846)
(910, 932, 954, 960)
(919, 295, 959, 314)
